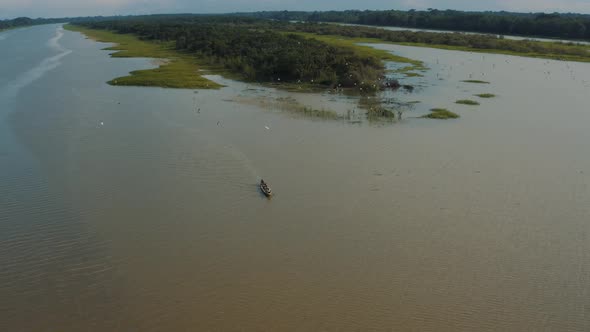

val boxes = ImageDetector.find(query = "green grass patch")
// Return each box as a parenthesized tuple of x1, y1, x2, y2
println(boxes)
(475, 93, 496, 98)
(299, 107, 340, 119)
(64, 24, 222, 89)
(388, 41, 590, 63)
(422, 108, 460, 119)
(456, 99, 480, 105)
(461, 80, 490, 84)
(402, 72, 424, 77)
(286, 32, 427, 73)
(359, 97, 396, 119)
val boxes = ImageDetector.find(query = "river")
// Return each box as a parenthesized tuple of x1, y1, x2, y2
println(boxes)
(1, 24, 590, 331)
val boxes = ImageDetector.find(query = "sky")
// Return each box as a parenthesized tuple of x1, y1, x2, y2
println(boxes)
(2, 0, 590, 19)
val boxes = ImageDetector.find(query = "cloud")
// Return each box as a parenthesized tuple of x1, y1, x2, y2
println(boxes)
(1, 0, 175, 18)
(493, 0, 590, 13)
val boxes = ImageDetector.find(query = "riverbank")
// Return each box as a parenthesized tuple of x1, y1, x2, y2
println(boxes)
(64, 24, 223, 89)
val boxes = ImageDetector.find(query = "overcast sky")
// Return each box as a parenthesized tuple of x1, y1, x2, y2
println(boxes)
(2, 0, 590, 19)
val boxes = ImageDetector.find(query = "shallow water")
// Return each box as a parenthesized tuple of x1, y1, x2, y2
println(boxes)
(338, 22, 590, 45)
(1, 24, 590, 331)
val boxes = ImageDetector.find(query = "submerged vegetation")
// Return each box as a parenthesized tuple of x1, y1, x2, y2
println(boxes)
(359, 97, 396, 119)
(462, 80, 490, 84)
(422, 108, 460, 119)
(64, 24, 221, 89)
(456, 99, 480, 105)
(475, 93, 496, 98)
(235, 96, 341, 120)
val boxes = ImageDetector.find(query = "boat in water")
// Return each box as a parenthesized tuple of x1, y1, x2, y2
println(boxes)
(260, 179, 272, 197)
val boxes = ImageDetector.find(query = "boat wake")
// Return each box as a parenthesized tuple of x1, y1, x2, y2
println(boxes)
(0, 26, 72, 103)
(47, 26, 67, 52)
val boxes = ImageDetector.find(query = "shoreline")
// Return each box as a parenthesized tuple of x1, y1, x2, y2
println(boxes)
(63, 24, 420, 93)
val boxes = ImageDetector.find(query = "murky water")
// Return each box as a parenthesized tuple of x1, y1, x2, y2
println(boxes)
(1, 24, 590, 331)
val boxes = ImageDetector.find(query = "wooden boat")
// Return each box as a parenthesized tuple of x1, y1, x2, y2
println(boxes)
(260, 179, 272, 197)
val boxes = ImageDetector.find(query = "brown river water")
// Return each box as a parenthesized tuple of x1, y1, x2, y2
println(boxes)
(1, 24, 590, 331)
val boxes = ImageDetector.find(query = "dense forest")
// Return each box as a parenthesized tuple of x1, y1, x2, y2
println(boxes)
(6, 9, 590, 40)
(241, 10, 590, 40)
(75, 19, 386, 89)
(0, 16, 120, 30)
(0, 17, 37, 30)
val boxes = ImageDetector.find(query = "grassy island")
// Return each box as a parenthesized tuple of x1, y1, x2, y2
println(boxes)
(422, 108, 460, 119)
(66, 18, 411, 92)
(456, 99, 480, 105)
(475, 93, 496, 98)
(462, 80, 491, 84)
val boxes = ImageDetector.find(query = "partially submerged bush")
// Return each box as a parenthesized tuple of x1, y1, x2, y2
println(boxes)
(456, 99, 480, 105)
(461, 80, 490, 84)
(422, 108, 459, 119)
(475, 93, 496, 98)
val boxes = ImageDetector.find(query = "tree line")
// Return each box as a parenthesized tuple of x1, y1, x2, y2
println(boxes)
(239, 10, 590, 40)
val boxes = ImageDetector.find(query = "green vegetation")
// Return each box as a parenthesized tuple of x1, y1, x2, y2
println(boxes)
(72, 20, 397, 92)
(475, 93, 496, 98)
(64, 24, 221, 89)
(246, 10, 590, 41)
(0, 16, 125, 30)
(64, 14, 590, 95)
(285, 32, 427, 78)
(7, 10, 590, 41)
(456, 99, 480, 105)
(462, 80, 490, 84)
(238, 96, 341, 120)
(359, 97, 396, 119)
(281, 23, 590, 63)
(0, 17, 35, 30)
(422, 108, 460, 119)
(402, 72, 424, 78)
(299, 107, 341, 119)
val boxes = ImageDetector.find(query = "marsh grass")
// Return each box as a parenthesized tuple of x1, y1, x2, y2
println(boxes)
(386, 41, 590, 63)
(456, 99, 481, 105)
(475, 93, 496, 98)
(237, 96, 341, 120)
(64, 24, 222, 89)
(286, 32, 427, 74)
(461, 80, 490, 84)
(422, 108, 460, 119)
(359, 97, 396, 119)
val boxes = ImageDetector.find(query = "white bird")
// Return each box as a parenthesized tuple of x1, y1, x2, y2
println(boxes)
(265, 126, 270, 130)
(100, 122, 104, 126)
